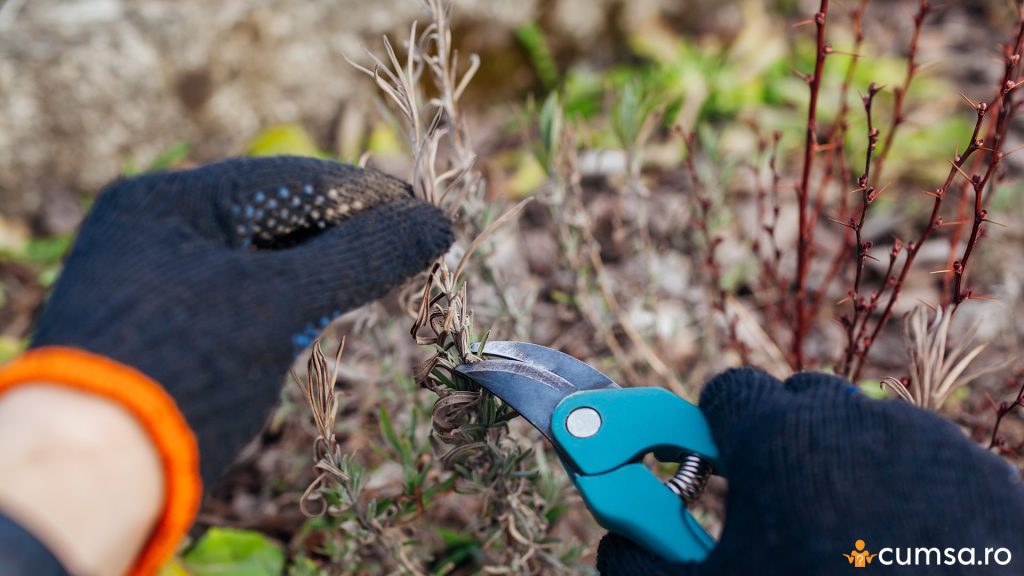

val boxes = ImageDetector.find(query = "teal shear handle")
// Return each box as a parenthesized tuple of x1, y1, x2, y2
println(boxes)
(551, 387, 719, 563)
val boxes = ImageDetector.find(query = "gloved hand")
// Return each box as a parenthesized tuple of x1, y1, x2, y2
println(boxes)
(597, 369, 1024, 575)
(30, 156, 453, 486)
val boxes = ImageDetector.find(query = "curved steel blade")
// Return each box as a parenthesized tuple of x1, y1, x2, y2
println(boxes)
(456, 342, 619, 440)
(454, 359, 575, 440)
(474, 341, 620, 392)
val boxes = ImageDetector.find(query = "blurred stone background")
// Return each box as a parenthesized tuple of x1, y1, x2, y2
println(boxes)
(0, 0, 1006, 224)
(0, 0, 698, 220)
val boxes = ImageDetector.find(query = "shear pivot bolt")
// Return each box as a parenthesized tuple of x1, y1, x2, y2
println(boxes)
(566, 407, 602, 438)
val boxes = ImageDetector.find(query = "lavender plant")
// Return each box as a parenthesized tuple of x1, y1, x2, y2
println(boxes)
(341, 0, 577, 571)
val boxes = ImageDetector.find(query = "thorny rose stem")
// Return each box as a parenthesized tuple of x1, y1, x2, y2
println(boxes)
(989, 373, 1024, 452)
(951, 21, 1024, 306)
(849, 18, 1024, 380)
(794, 0, 830, 370)
(872, 1, 931, 185)
(819, 0, 926, 376)
(848, 104, 989, 381)
(809, 0, 868, 316)
(837, 84, 882, 377)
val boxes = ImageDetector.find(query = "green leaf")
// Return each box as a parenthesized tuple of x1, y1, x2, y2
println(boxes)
(37, 264, 62, 287)
(0, 336, 26, 364)
(147, 142, 192, 172)
(516, 23, 559, 90)
(122, 141, 192, 176)
(182, 528, 285, 576)
(509, 153, 547, 199)
(286, 556, 325, 576)
(378, 407, 410, 463)
(157, 558, 192, 576)
(859, 380, 892, 400)
(612, 79, 657, 151)
(17, 235, 71, 265)
(531, 93, 563, 176)
(562, 69, 605, 119)
(366, 123, 404, 155)
(432, 529, 481, 573)
(550, 290, 574, 305)
(247, 124, 323, 158)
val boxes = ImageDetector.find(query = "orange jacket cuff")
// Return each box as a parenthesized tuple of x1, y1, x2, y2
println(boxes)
(0, 347, 202, 576)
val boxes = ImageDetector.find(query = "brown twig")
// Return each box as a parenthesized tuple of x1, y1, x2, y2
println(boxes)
(811, 0, 870, 314)
(836, 2, 931, 377)
(753, 131, 790, 341)
(849, 13, 1024, 380)
(793, 0, 831, 370)
(951, 21, 1024, 306)
(872, 1, 931, 184)
(837, 84, 883, 376)
(766, 133, 786, 316)
(682, 131, 748, 363)
(807, 0, 867, 237)
(989, 371, 1024, 451)
(848, 102, 989, 381)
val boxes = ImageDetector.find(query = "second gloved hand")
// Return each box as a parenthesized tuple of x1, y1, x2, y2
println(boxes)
(597, 369, 1024, 575)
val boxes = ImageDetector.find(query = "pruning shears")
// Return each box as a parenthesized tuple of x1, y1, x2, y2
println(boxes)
(454, 341, 719, 564)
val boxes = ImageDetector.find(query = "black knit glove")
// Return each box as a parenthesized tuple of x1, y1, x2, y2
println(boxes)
(597, 369, 1024, 575)
(31, 156, 453, 486)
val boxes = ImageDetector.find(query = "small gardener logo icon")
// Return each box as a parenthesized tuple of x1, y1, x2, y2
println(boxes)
(844, 539, 878, 568)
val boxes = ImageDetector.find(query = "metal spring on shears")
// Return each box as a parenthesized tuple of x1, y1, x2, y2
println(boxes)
(665, 454, 713, 506)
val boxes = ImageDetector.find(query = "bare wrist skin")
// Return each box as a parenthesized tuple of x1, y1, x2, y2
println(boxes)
(0, 385, 163, 575)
